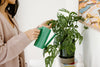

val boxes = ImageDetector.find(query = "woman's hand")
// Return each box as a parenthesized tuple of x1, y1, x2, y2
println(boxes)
(25, 28, 40, 41)
(37, 19, 53, 29)
(25, 20, 53, 41)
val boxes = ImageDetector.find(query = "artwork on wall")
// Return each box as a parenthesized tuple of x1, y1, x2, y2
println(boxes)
(79, 0, 100, 31)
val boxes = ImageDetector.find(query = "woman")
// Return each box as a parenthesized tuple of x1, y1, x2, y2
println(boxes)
(0, 0, 51, 67)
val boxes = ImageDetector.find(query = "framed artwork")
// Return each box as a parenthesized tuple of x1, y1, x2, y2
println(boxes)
(79, 0, 100, 31)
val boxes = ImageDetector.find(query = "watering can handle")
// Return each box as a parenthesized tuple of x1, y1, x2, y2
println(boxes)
(45, 34, 56, 48)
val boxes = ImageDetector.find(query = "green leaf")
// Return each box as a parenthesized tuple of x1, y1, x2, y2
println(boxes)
(75, 25, 78, 28)
(43, 48, 48, 57)
(59, 8, 70, 13)
(84, 26, 88, 29)
(79, 36, 83, 44)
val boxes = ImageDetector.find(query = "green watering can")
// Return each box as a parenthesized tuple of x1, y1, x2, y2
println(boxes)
(34, 26, 56, 49)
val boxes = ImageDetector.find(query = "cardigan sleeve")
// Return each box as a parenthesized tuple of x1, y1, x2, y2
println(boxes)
(0, 18, 32, 65)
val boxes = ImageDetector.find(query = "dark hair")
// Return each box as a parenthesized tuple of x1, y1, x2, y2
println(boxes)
(0, 0, 5, 6)
(0, 0, 19, 18)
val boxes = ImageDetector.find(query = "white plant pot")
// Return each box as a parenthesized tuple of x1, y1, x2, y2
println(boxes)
(59, 57, 74, 64)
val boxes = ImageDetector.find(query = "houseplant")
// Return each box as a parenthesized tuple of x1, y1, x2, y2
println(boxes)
(43, 8, 87, 67)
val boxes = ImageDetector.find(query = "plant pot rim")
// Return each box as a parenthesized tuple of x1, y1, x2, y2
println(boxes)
(59, 56, 74, 59)
(59, 57, 74, 64)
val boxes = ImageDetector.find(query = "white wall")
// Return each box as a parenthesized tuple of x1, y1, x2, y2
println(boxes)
(82, 28, 100, 67)
(15, 0, 66, 67)
(65, 0, 100, 67)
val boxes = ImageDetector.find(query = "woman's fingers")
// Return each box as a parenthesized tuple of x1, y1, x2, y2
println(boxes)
(32, 32, 40, 35)
(32, 35, 38, 39)
(25, 28, 40, 41)
(37, 23, 52, 29)
(31, 37, 38, 40)
(32, 28, 40, 33)
(37, 19, 53, 29)
(31, 33, 40, 40)
(32, 28, 40, 38)
(42, 19, 53, 25)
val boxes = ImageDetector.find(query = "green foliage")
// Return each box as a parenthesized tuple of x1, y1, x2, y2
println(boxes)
(43, 8, 85, 67)
(84, 26, 88, 29)
(43, 45, 59, 67)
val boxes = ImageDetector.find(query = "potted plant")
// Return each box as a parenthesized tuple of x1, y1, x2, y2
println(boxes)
(43, 8, 87, 67)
